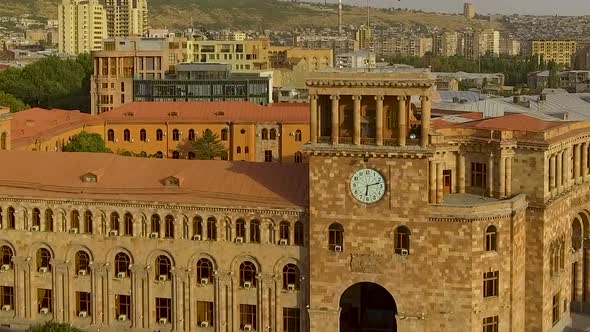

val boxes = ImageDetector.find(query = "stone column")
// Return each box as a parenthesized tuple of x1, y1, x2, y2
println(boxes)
(353, 95, 361, 145)
(499, 156, 506, 198)
(12, 257, 29, 320)
(420, 96, 431, 148)
(310, 95, 318, 143)
(583, 142, 589, 181)
(557, 151, 563, 192)
(458, 152, 466, 193)
(487, 153, 494, 197)
(130, 265, 146, 329)
(506, 157, 513, 197)
(330, 95, 339, 145)
(397, 96, 406, 147)
(575, 144, 582, 183)
(245, 220, 250, 243)
(375, 95, 384, 146)
(550, 154, 556, 194)
(563, 148, 570, 188)
(436, 162, 444, 204)
(429, 161, 436, 203)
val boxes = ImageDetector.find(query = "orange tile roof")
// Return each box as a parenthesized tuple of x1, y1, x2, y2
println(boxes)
(0, 151, 308, 209)
(100, 101, 310, 124)
(436, 114, 567, 133)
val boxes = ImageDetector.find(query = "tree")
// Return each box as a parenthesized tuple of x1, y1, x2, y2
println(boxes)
(0, 91, 29, 112)
(548, 61, 560, 89)
(177, 130, 228, 160)
(26, 322, 84, 332)
(62, 131, 112, 153)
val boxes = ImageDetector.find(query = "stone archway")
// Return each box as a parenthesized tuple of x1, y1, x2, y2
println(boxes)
(339, 282, 397, 332)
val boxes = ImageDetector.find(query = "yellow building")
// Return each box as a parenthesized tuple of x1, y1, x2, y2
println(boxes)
(355, 24, 374, 51)
(104, 0, 148, 37)
(530, 40, 577, 67)
(58, 0, 108, 55)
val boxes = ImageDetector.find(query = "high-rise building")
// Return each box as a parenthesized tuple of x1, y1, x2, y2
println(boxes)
(464, 2, 475, 19)
(529, 40, 577, 67)
(104, 0, 148, 37)
(58, 0, 107, 55)
(433, 31, 459, 57)
(463, 29, 500, 60)
(355, 25, 374, 51)
(500, 34, 521, 56)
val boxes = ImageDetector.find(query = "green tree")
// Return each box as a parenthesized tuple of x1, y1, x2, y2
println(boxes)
(0, 91, 29, 112)
(548, 61, 560, 89)
(26, 322, 84, 332)
(177, 130, 228, 160)
(63, 131, 112, 153)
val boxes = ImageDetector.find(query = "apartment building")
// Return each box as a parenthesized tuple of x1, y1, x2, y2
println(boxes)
(355, 25, 374, 51)
(58, 0, 107, 55)
(463, 29, 500, 59)
(433, 31, 460, 57)
(529, 40, 577, 67)
(104, 0, 148, 37)
(375, 37, 433, 58)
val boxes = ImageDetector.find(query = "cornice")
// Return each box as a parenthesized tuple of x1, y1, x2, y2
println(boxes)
(303, 144, 433, 159)
(306, 80, 433, 88)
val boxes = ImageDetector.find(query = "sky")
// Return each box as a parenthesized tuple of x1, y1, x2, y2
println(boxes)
(313, 0, 590, 16)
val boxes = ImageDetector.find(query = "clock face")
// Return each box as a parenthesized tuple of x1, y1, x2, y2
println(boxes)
(350, 169, 386, 204)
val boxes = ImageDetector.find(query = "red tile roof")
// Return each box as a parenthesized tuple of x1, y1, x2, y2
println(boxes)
(0, 151, 308, 209)
(436, 114, 567, 133)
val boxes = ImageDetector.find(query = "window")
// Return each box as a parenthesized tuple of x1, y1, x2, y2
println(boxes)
(283, 308, 300, 332)
(294, 130, 302, 142)
(5, 207, 14, 229)
(328, 223, 343, 251)
(124, 213, 133, 236)
(280, 221, 290, 244)
(172, 151, 180, 159)
(0, 246, 13, 269)
(482, 316, 498, 332)
(0, 286, 13, 309)
(115, 295, 131, 319)
(270, 129, 277, 140)
(187, 151, 195, 160)
(394, 226, 411, 255)
(140, 129, 147, 142)
(294, 222, 304, 246)
(236, 219, 246, 240)
(197, 258, 213, 283)
(70, 210, 80, 231)
(262, 129, 269, 140)
(45, 209, 53, 232)
(75, 251, 90, 273)
(471, 162, 487, 189)
(483, 271, 499, 298)
(84, 211, 92, 234)
(282, 264, 300, 290)
(240, 304, 257, 330)
(156, 297, 172, 323)
(193, 216, 203, 238)
(32, 208, 40, 228)
(207, 217, 217, 240)
(123, 129, 131, 142)
(265, 150, 273, 162)
(250, 220, 260, 243)
(164, 215, 175, 238)
(239, 261, 257, 288)
(76, 291, 91, 316)
(115, 252, 130, 277)
(110, 212, 119, 234)
(237, 146, 241, 154)
(37, 248, 51, 271)
(156, 129, 163, 141)
(188, 129, 195, 141)
(197, 301, 214, 326)
(294, 152, 303, 163)
(221, 128, 228, 141)
(151, 214, 161, 236)
(0, 133, 5, 150)
(38, 289, 52, 313)
(107, 129, 115, 142)
(485, 225, 497, 251)
(156, 255, 172, 280)
(553, 293, 560, 325)
(172, 129, 180, 141)
(245, 146, 249, 154)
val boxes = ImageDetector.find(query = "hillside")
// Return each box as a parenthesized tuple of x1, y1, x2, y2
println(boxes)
(0, 0, 504, 31)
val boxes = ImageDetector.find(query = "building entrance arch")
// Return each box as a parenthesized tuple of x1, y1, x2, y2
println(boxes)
(339, 282, 397, 332)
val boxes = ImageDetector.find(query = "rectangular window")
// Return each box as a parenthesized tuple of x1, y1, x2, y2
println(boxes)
(482, 316, 498, 332)
(156, 297, 172, 323)
(76, 291, 91, 316)
(265, 150, 273, 162)
(38, 289, 52, 313)
(553, 292, 560, 325)
(283, 307, 300, 332)
(471, 162, 487, 189)
(197, 301, 214, 326)
(121, 94, 125, 104)
(239, 304, 256, 330)
(115, 294, 131, 318)
(0, 286, 13, 308)
(483, 271, 499, 298)
(121, 82, 125, 92)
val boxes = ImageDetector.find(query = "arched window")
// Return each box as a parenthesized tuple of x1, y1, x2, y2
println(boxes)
(44, 209, 53, 232)
(164, 215, 175, 239)
(71, 210, 80, 231)
(394, 226, 411, 255)
(6, 207, 14, 229)
(294, 152, 303, 163)
(115, 252, 130, 277)
(328, 223, 343, 251)
(156, 129, 163, 141)
(294, 130, 302, 142)
(188, 129, 195, 141)
(0, 132, 6, 150)
(573, 219, 583, 251)
(221, 128, 228, 141)
(261, 129, 269, 140)
(188, 152, 195, 160)
(207, 217, 217, 240)
(280, 221, 290, 244)
(110, 212, 119, 235)
(196, 258, 213, 283)
(75, 251, 90, 273)
(107, 129, 115, 142)
(124, 213, 133, 236)
(156, 255, 172, 281)
(140, 129, 147, 141)
(250, 220, 260, 243)
(239, 261, 257, 288)
(37, 248, 51, 271)
(236, 219, 246, 240)
(237, 146, 242, 154)
(83, 211, 92, 234)
(245, 146, 249, 154)
(485, 225, 497, 252)
(155, 151, 164, 158)
(270, 129, 277, 140)
(172, 151, 180, 159)
(205, 129, 212, 136)
(123, 129, 131, 141)
(32, 208, 41, 228)
(282, 264, 300, 290)
(193, 216, 203, 239)
(172, 129, 180, 141)
(151, 214, 160, 236)
(294, 221, 304, 246)
(0, 246, 13, 269)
